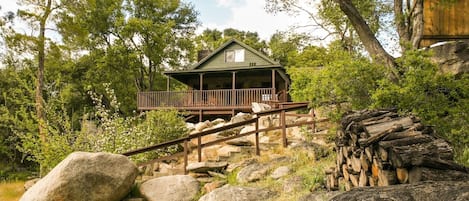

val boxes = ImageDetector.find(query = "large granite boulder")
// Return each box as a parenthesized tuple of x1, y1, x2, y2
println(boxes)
(187, 161, 228, 173)
(198, 185, 275, 201)
(140, 175, 200, 201)
(237, 162, 271, 183)
(330, 180, 469, 201)
(251, 102, 271, 113)
(20, 152, 138, 201)
(429, 41, 469, 76)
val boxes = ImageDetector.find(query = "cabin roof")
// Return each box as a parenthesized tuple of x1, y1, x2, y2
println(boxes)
(164, 38, 281, 76)
(190, 38, 280, 70)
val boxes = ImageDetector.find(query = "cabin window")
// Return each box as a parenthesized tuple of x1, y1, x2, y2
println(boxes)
(225, 49, 244, 62)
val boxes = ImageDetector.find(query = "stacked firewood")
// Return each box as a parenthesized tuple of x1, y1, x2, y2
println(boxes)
(325, 109, 468, 191)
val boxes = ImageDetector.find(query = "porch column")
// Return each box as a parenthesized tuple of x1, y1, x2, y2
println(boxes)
(232, 71, 236, 107)
(199, 73, 204, 122)
(271, 69, 276, 100)
(199, 73, 204, 90)
(166, 76, 170, 91)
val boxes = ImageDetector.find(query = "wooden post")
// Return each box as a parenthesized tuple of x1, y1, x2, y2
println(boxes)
(166, 76, 170, 91)
(232, 71, 236, 106)
(199, 110, 203, 122)
(271, 69, 276, 97)
(183, 139, 188, 175)
(197, 135, 202, 162)
(281, 104, 287, 147)
(255, 119, 260, 156)
(311, 108, 316, 132)
(166, 76, 170, 105)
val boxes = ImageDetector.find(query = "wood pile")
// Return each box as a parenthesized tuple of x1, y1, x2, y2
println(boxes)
(325, 109, 469, 191)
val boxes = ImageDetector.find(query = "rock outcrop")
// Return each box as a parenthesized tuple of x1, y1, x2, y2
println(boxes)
(330, 180, 469, 201)
(20, 152, 138, 201)
(198, 185, 275, 201)
(429, 41, 469, 76)
(139, 175, 200, 201)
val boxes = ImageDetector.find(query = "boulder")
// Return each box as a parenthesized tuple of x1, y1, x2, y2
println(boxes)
(330, 180, 469, 201)
(186, 122, 195, 131)
(140, 175, 200, 201)
(187, 161, 228, 173)
(429, 41, 469, 76)
(270, 166, 290, 179)
(283, 176, 304, 193)
(217, 145, 241, 158)
(23, 178, 40, 191)
(226, 136, 253, 146)
(237, 162, 270, 183)
(20, 152, 138, 201)
(195, 120, 212, 131)
(299, 192, 340, 201)
(230, 112, 252, 124)
(251, 102, 271, 113)
(198, 185, 275, 201)
(211, 118, 225, 125)
(203, 180, 227, 193)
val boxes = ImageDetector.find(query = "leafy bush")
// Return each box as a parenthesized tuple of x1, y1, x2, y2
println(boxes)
(15, 84, 188, 175)
(372, 50, 469, 165)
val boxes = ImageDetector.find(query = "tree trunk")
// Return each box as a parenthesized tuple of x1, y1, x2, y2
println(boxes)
(334, 0, 399, 81)
(36, 0, 52, 176)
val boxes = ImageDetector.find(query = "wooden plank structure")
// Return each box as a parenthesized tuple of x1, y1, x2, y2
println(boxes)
(122, 102, 328, 174)
(420, 0, 469, 47)
(137, 39, 290, 121)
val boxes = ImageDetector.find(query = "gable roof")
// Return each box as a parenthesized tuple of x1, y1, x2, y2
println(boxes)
(190, 38, 280, 70)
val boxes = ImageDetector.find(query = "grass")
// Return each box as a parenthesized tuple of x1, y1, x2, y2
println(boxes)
(0, 181, 24, 201)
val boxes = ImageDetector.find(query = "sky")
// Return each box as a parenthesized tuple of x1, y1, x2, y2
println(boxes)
(186, 0, 312, 40)
(0, 0, 313, 41)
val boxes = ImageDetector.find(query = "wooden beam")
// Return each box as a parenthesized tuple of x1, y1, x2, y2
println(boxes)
(166, 76, 170, 91)
(232, 72, 236, 107)
(199, 73, 204, 90)
(271, 69, 276, 96)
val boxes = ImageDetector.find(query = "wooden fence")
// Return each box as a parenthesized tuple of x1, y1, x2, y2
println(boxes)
(122, 102, 328, 174)
(137, 88, 277, 110)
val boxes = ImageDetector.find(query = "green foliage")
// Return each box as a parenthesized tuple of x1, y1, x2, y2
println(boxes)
(372, 50, 469, 164)
(288, 45, 386, 119)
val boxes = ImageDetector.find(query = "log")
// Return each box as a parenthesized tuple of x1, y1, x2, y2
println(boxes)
(377, 146, 388, 161)
(359, 124, 404, 147)
(379, 134, 433, 148)
(350, 155, 362, 173)
(368, 176, 377, 187)
(382, 129, 423, 141)
(344, 180, 352, 191)
(396, 168, 409, 184)
(409, 167, 469, 184)
(378, 169, 397, 186)
(342, 164, 350, 181)
(364, 147, 373, 161)
(350, 174, 359, 187)
(359, 152, 370, 171)
(337, 147, 344, 165)
(340, 109, 392, 129)
(358, 169, 368, 187)
(388, 139, 455, 168)
(364, 117, 413, 135)
(371, 159, 379, 179)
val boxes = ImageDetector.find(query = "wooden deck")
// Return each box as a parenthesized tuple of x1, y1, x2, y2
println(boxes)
(138, 88, 282, 111)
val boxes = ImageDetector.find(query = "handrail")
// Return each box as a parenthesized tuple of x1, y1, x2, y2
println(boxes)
(121, 101, 323, 174)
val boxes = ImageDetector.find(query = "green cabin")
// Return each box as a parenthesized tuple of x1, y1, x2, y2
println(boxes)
(137, 39, 291, 120)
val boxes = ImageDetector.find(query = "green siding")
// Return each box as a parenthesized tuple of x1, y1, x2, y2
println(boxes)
(198, 44, 273, 70)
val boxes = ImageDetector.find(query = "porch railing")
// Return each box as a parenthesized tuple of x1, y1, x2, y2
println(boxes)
(137, 88, 277, 110)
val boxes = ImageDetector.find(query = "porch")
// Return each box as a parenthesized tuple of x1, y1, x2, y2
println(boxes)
(137, 88, 287, 112)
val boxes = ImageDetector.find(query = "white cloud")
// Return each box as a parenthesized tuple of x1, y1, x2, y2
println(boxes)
(199, 1, 309, 40)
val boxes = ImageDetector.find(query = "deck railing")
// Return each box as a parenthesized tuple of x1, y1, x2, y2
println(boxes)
(137, 88, 277, 110)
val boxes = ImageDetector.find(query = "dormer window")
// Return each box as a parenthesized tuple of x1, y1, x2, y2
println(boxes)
(225, 49, 245, 62)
